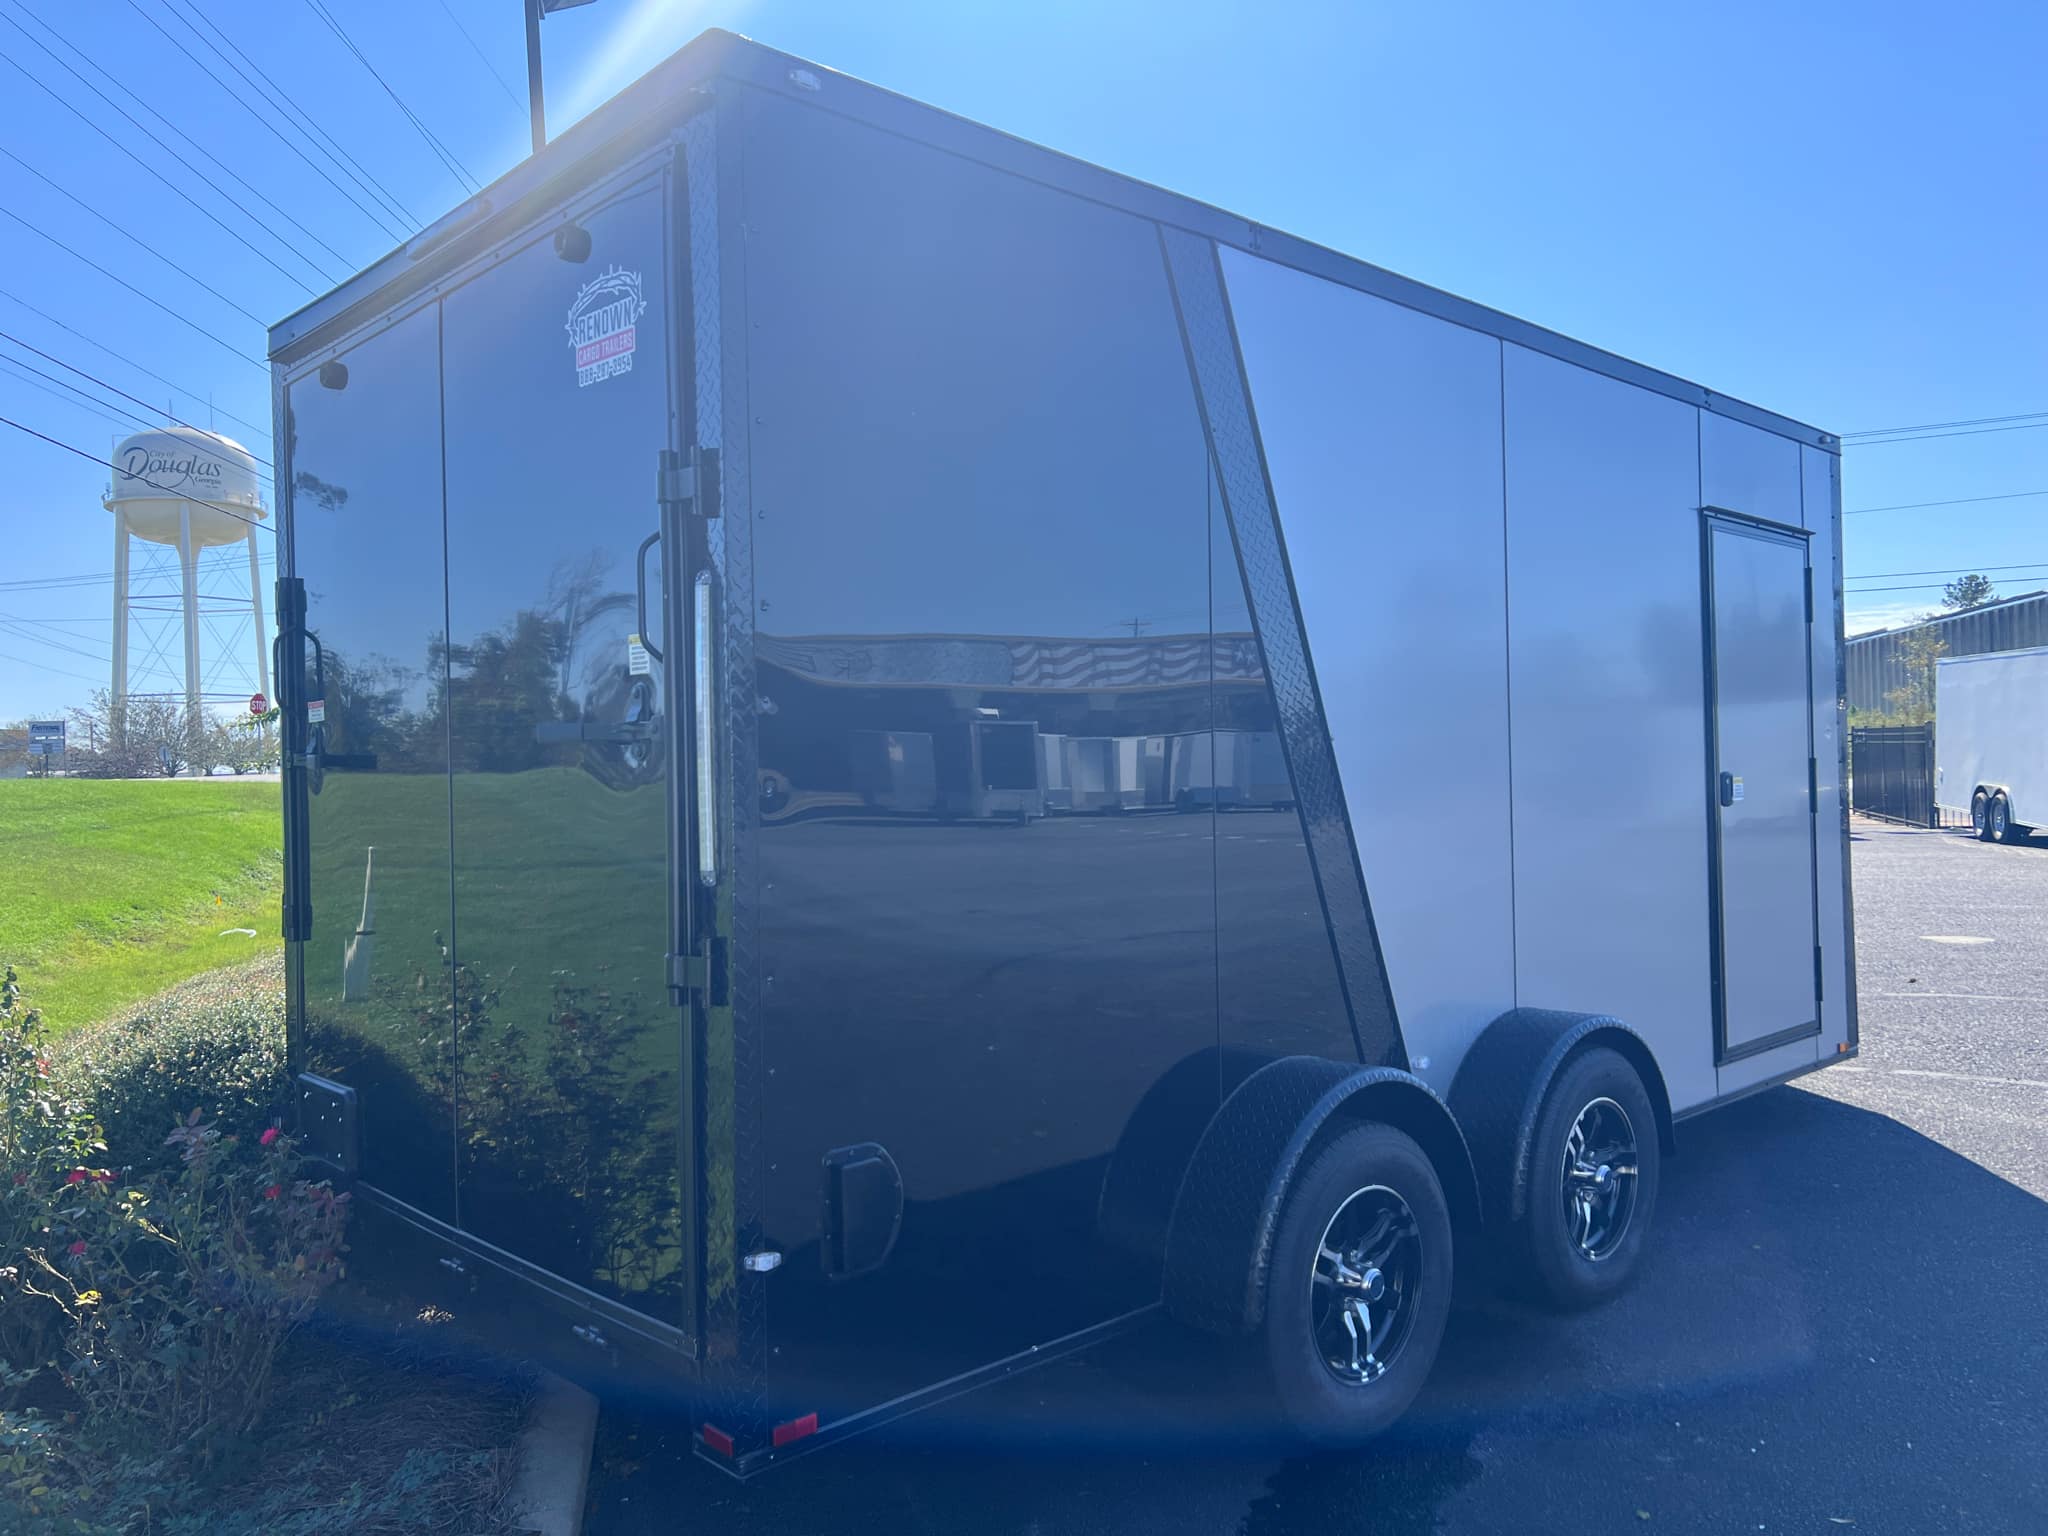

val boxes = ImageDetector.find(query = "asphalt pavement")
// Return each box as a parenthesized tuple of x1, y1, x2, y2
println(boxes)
(587, 815, 2048, 1535)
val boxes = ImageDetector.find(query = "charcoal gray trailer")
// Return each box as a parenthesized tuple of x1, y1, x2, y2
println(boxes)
(268, 30, 1857, 1475)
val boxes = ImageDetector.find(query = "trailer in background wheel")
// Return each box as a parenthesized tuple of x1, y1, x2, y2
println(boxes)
(267, 29, 1858, 1477)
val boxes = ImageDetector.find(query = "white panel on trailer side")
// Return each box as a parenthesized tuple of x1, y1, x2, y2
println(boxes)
(1217, 247, 1515, 1098)
(1500, 345, 1718, 1114)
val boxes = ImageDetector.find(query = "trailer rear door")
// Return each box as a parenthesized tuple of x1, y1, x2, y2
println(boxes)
(285, 156, 698, 1346)
(1704, 515, 1820, 1061)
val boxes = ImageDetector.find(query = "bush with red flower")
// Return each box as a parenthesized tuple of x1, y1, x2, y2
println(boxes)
(2, 964, 350, 1497)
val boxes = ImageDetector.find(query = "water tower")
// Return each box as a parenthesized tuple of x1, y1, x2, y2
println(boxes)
(101, 426, 270, 723)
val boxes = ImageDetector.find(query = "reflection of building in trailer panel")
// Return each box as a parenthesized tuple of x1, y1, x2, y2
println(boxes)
(1066, 735, 1143, 812)
(850, 730, 938, 812)
(1170, 729, 1295, 809)
(1038, 732, 1071, 811)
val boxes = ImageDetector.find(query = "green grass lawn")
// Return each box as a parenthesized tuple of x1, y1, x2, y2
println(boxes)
(0, 778, 282, 1029)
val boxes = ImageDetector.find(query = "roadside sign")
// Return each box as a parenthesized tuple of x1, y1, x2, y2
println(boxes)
(26, 720, 63, 757)
(249, 692, 268, 715)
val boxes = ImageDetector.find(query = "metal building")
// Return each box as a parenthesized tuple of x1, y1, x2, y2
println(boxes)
(1847, 590, 2048, 713)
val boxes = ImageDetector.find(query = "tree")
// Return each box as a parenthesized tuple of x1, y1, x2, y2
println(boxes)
(1942, 573, 1995, 610)
(1883, 619, 1947, 722)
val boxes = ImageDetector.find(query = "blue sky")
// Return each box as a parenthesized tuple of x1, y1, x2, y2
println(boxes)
(1, 0, 2042, 721)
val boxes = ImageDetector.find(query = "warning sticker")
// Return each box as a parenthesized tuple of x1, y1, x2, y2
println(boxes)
(627, 634, 651, 676)
(307, 698, 326, 724)
(1730, 775, 1744, 802)
(566, 267, 646, 388)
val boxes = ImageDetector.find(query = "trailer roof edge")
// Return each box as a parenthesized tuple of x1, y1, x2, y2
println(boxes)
(265, 28, 1838, 455)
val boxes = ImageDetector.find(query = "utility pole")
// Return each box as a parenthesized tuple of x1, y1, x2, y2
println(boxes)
(524, 0, 545, 155)
(524, 0, 597, 157)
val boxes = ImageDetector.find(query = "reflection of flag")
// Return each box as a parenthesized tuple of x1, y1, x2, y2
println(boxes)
(754, 633, 1264, 690)
(1007, 636, 1252, 689)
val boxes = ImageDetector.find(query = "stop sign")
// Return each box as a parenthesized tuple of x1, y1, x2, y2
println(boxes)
(249, 692, 268, 716)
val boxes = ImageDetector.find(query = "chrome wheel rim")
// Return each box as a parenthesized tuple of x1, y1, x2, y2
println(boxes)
(1310, 1185, 1422, 1385)
(1562, 1097, 1639, 1262)
(1991, 799, 2009, 836)
(1973, 796, 1988, 834)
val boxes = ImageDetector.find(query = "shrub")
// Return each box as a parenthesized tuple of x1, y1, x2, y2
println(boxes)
(23, 1114, 349, 1462)
(0, 966, 105, 1378)
(51, 954, 288, 1171)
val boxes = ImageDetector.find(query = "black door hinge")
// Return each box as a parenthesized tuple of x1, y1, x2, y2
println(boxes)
(1808, 756, 1819, 805)
(1814, 944, 1825, 1002)
(1803, 566, 1815, 624)
(667, 937, 730, 1008)
(658, 445, 721, 520)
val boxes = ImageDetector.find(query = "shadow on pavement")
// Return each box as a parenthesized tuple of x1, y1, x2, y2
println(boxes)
(588, 1086, 2048, 1534)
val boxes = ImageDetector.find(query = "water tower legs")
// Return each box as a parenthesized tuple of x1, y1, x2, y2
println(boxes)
(247, 526, 271, 703)
(178, 504, 201, 728)
(110, 509, 130, 715)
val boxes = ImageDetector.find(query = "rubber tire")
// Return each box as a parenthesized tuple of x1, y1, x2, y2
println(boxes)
(1973, 791, 1992, 841)
(1993, 794, 2026, 845)
(1511, 1046, 1661, 1311)
(1261, 1123, 1454, 1449)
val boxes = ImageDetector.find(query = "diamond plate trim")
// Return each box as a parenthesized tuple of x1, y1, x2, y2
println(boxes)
(687, 99, 769, 1447)
(1158, 226, 1405, 1070)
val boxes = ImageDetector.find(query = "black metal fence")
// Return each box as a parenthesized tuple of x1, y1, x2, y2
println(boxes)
(1849, 724, 1937, 827)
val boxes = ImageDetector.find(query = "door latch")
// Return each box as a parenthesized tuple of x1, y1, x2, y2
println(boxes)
(1719, 772, 1743, 807)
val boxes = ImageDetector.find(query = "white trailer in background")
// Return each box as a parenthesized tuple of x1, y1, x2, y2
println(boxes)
(1938, 646, 2048, 843)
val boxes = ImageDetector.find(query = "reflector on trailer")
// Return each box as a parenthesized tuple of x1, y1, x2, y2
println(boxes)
(771, 1413, 819, 1449)
(699, 1424, 735, 1458)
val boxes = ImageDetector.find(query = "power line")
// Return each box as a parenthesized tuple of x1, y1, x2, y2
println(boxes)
(302, 0, 483, 194)
(1847, 560, 2048, 582)
(1845, 489, 2048, 516)
(0, 548, 275, 596)
(1846, 421, 2048, 448)
(5, 0, 358, 270)
(434, 0, 526, 114)
(0, 351, 159, 435)
(1846, 582, 2048, 596)
(0, 207, 266, 370)
(0, 284, 270, 440)
(0, 412, 273, 535)
(0, 356, 135, 434)
(145, 0, 419, 237)
(0, 27, 328, 293)
(0, 646, 103, 684)
(0, 329, 273, 466)
(0, 616, 110, 664)
(1842, 409, 2048, 440)
(0, 144, 268, 327)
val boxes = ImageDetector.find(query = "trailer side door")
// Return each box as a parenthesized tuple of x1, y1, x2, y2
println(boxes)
(1704, 513, 1821, 1062)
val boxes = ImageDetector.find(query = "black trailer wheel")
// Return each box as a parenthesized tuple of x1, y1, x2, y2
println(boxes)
(1992, 793, 2026, 844)
(1972, 790, 1992, 840)
(1512, 1046, 1660, 1310)
(1261, 1123, 1453, 1448)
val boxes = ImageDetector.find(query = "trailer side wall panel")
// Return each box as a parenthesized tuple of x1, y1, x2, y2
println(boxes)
(1498, 346, 1718, 1112)
(1217, 248, 1516, 1094)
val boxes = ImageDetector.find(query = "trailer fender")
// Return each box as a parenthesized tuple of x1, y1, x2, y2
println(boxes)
(1446, 1008, 1675, 1229)
(1161, 1056, 1479, 1337)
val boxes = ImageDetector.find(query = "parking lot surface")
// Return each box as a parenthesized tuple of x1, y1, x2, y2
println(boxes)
(588, 817, 2048, 1534)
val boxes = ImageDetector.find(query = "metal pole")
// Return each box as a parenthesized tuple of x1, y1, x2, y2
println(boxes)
(248, 525, 271, 704)
(179, 503, 201, 768)
(524, 0, 545, 155)
(110, 506, 129, 719)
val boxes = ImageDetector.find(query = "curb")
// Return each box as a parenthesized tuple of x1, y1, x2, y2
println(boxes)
(510, 1371, 600, 1536)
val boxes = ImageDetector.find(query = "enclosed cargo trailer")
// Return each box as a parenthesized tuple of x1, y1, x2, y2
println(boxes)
(1937, 646, 2048, 842)
(268, 30, 1856, 1475)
